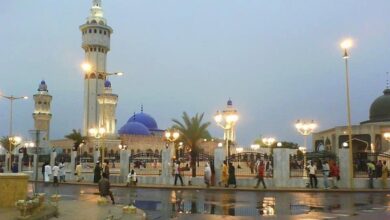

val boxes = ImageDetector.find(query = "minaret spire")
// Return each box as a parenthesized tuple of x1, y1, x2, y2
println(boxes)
(386, 72, 389, 89)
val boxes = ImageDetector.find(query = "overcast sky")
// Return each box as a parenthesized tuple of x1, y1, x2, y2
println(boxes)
(1, 0, 390, 148)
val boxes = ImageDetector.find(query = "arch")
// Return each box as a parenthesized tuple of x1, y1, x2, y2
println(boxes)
(89, 73, 96, 79)
(137, 149, 141, 154)
(99, 21, 105, 25)
(154, 149, 159, 155)
(91, 20, 97, 24)
(131, 149, 135, 155)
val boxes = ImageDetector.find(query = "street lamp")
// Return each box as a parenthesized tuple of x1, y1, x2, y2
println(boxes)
(79, 142, 85, 165)
(0, 94, 28, 171)
(8, 136, 22, 172)
(262, 137, 276, 155)
(89, 127, 106, 163)
(118, 144, 128, 151)
(165, 130, 180, 159)
(341, 38, 354, 188)
(214, 100, 239, 161)
(251, 144, 260, 151)
(295, 120, 317, 150)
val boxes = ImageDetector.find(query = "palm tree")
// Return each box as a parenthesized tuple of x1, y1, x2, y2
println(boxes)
(172, 112, 211, 177)
(0, 136, 21, 153)
(64, 129, 86, 151)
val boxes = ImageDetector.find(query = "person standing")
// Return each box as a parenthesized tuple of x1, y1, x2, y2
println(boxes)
(220, 160, 228, 187)
(126, 169, 137, 186)
(0, 163, 4, 173)
(52, 163, 60, 187)
(376, 160, 383, 178)
(75, 162, 83, 182)
(254, 161, 266, 189)
(367, 161, 376, 189)
(11, 162, 18, 173)
(307, 161, 318, 188)
(227, 162, 237, 188)
(174, 161, 184, 186)
(44, 163, 52, 184)
(98, 173, 115, 204)
(42, 161, 47, 181)
(204, 162, 212, 188)
(59, 160, 66, 183)
(381, 161, 388, 189)
(322, 161, 330, 189)
(330, 161, 340, 189)
(93, 162, 102, 183)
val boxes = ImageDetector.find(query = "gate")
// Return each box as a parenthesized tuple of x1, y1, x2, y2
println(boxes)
(228, 152, 273, 178)
(129, 152, 162, 175)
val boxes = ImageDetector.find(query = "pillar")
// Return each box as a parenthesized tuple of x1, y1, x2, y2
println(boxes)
(32, 154, 38, 181)
(50, 151, 57, 167)
(18, 152, 23, 172)
(338, 148, 352, 188)
(161, 147, 173, 184)
(214, 147, 225, 186)
(70, 151, 77, 174)
(94, 149, 100, 164)
(5, 153, 10, 171)
(120, 150, 129, 183)
(273, 148, 295, 187)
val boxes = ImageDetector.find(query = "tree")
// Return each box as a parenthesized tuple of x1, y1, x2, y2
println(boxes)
(64, 129, 86, 151)
(0, 136, 20, 153)
(172, 112, 211, 177)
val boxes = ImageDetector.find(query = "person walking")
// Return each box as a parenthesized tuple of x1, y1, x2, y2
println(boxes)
(174, 161, 184, 186)
(227, 162, 237, 188)
(204, 162, 212, 188)
(254, 160, 266, 189)
(322, 161, 330, 189)
(219, 160, 228, 187)
(44, 163, 52, 184)
(367, 161, 376, 189)
(52, 163, 60, 187)
(382, 161, 388, 189)
(330, 161, 340, 189)
(93, 162, 102, 183)
(75, 162, 83, 182)
(59, 160, 66, 183)
(307, 161, 318, 188)
(376, 160, 383, 178)
(98, 173, 115, 204)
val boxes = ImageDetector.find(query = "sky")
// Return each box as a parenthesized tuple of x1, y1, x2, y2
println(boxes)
(1, 0, 390, 149)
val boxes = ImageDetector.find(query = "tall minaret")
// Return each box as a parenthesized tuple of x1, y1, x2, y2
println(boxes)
(33, 80, 52, 140)
(80, 0, 113, 135)
(97, 80, 118, 136)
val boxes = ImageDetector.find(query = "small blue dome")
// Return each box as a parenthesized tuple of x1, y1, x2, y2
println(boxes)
(38, 80, 48, 91)
(118, 122, 151, 135)
(227, 99, 233, 106)
(104, 80, 111, 88)
(127, 112, 158, 130)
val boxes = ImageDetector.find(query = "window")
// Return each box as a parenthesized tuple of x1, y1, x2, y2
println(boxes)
(94, 29, 97, 33)
(99, 30, 102, 34)
(89, 29, 92, 33)
(104, 31, 106, 35)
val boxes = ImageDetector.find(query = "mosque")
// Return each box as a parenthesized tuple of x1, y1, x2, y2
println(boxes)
(31, 0, 170, 160)
(312, 86, 390, 156)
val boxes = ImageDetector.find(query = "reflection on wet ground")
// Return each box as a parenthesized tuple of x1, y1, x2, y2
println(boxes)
(33, 184, 390, 219)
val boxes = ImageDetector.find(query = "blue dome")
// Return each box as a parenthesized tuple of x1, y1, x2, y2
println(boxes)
(127, 112, 158, 130)
(227, 99, 233, 106)
(118, 122, 151, 135)
(104, 80, 111, 88)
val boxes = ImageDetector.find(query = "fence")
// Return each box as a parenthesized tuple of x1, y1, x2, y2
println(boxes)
(353, 152, 390, 178)
(289, 151, 338, 177)
(229, 152, 273, 178)
(129, 152, 162, 176)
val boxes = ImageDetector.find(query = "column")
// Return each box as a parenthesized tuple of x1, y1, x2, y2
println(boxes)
(273, 148, 295, 188)
(18, 152, 23, 172)
(50, 151, 57, 167)
(94, 149, 100, 164)
(161, 147, 173, 184)
(120, 150, 129, 183)
(338, 148, 352, 188)
(32, 154, 38, 181)
(214, 147, 225, 186)
(5, 153, 10, 171)
(70, 151, 77, 174)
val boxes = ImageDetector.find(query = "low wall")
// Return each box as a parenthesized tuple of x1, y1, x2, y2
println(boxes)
(0, 173, 29, 208)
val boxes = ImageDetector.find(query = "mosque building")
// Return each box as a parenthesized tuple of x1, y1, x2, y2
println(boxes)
(312, 86, 390, 156)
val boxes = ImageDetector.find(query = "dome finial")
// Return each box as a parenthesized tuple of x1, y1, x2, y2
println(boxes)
(141, 104, 144, 113)
(386, 72, 389, 89)
(133, 112, 136, 120)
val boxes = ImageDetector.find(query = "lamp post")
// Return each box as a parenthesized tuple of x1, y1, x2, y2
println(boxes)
(341, 38, 354, 188)
(0, 94, 28, 171)
(251, 144, 260, 151)
(262, 137, 276, 155)
(89, 127, 105, 163)
(214, 100, 239, 162)
(165, 130, 180, 159)
(295, 120, 317, 150)
(8, 136, 22, 172)
(298, 146, 307, 175)
(79, 142, 85, 165)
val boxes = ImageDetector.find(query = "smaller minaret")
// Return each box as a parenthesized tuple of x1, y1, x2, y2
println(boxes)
(223, 98, 238, 142)
(33, 80, 52, 140)
(97, 80, 118, 136)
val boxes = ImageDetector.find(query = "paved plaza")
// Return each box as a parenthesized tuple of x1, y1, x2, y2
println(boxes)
(1, 182, 389, 219)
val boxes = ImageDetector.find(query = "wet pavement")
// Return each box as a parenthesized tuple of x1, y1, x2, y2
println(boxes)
(27, 183, 390, 219)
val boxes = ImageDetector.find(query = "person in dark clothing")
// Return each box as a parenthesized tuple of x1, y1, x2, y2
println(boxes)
(42, 161, 48, 181)
(376, 160, 383, 178)
(0, 163, 4, 173)
(98, 173, 115, 204)
(227, 162, 237, 188)
(104, 160, 110, 179)
(93, 162, 102, 183)
(11, 162, 18, 173)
